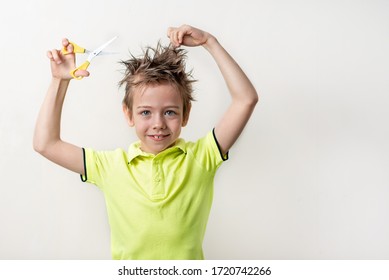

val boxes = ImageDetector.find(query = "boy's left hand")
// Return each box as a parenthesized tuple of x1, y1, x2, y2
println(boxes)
(167, 25, 213, 48)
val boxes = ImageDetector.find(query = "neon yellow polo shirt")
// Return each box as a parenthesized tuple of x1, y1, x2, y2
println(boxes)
(81, 130, 227, 260)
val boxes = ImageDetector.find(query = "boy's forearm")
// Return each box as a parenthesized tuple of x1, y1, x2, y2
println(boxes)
(33, 78, 70, 154)
(203, 36, 258, 105)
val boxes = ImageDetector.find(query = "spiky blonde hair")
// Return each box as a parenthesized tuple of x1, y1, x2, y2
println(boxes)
(119, 43, 196, 118)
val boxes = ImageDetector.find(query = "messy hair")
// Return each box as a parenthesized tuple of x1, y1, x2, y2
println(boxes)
(119, 42, 196, 118)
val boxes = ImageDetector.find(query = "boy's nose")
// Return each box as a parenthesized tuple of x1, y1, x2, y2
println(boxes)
(152, 115, 166, 130)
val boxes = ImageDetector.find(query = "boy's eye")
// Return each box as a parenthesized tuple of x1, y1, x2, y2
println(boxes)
(165, 110, 177, 116)
(140, 110, 151, 116)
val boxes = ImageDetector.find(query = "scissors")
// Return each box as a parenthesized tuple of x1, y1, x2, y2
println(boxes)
(62, 36, 118, 80)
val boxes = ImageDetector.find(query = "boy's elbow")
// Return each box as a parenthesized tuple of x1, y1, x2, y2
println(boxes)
(251, 90, 259, 106)
(33, 142, 56, 160)
(245, 89, 259, 109)
(234, 90, 258, 111)
(33, 140, 46, 155)
(33, 137, 51, 156)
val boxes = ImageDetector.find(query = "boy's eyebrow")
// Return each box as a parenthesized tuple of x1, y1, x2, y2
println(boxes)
(137, 105, 152, 109)
(136, 105, 181, 109)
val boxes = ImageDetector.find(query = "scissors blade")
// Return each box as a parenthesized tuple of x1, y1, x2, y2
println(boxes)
(85, 50, 118, 55)
(87, 36, 118, 62)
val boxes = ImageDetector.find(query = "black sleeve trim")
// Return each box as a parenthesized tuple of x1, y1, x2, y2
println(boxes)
(212, 128, 229, 161)
(80, 148, 88, 182)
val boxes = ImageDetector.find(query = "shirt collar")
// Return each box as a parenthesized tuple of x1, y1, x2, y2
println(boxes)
(127, 138, 187, 163)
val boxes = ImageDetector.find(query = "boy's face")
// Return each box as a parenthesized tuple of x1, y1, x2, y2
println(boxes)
(123, 82, 190, 155)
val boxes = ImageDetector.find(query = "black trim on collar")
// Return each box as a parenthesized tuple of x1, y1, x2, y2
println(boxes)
(212, 128, 229, 161)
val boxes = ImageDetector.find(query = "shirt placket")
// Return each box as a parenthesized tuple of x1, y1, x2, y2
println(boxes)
(151, 156, 165, 200)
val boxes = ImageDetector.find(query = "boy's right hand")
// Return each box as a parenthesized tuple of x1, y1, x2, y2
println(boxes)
(47, 38, 90, 80)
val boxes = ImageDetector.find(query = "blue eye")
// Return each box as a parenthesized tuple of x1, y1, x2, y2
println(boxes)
(140, 110, 151, 116)
(165, 110, 177, 116)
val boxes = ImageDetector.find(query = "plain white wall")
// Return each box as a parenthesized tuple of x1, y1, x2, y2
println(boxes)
(1, 0, 388, 259)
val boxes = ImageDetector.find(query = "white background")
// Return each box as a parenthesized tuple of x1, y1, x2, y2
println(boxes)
(0, 0, 388, 259)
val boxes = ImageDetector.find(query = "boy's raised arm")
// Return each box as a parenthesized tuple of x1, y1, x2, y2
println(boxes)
(33, 39, 89, 175)
(167, 25, 258, 155)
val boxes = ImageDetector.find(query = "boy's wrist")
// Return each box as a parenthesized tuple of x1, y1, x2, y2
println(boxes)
(50, 77, 71, 89)
(51, 77, 71, 84)
(203, 35, 219, 52)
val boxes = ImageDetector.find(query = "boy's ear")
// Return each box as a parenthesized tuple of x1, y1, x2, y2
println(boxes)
(122, 104, 135, 127)
(182, 103, 192, 127)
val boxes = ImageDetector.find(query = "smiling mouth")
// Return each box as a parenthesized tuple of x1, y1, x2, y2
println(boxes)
(149, 134, 170, 140)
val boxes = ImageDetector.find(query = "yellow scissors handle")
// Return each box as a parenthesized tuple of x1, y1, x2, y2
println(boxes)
(64, 36, 117, 80)
(62, 41, 88, 79)
(70, 61, 90, 80)
(61, 42, 86, 54)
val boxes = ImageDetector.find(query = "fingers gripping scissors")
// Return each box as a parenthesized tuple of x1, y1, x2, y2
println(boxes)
(62, 36, 118, 80)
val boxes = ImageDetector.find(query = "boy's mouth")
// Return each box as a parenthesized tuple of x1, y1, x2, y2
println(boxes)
(148, 134, 170, 141)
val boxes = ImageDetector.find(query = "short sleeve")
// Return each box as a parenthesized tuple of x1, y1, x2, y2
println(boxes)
(187, 129, 229, 172)
(80, 148, 113, 189)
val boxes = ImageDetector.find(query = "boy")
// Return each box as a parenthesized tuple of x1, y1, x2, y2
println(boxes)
(33, 24, 258, 259)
